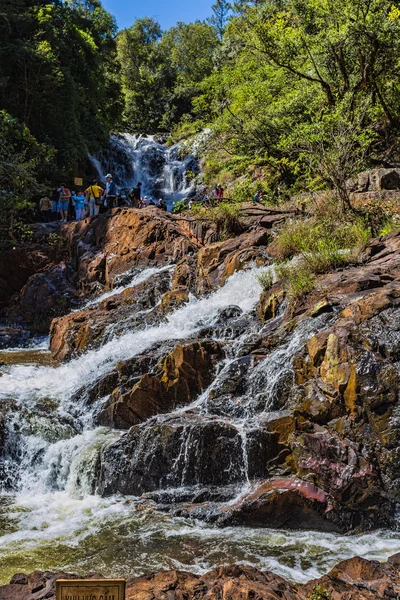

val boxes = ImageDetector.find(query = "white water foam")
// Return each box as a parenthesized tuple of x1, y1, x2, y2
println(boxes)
(0, 268, 262, 408)
(83, 265, 174, 308)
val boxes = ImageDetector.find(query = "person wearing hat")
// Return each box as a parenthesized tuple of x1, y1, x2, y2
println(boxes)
(103, 174, 117, 210)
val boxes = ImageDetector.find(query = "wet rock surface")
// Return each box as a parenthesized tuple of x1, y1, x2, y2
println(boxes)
(5, 209, 400, 539)
(3, 555, 400, 600)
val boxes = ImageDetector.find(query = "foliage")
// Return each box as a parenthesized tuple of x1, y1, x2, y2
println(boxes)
(275, 217, 371, 263)
(117, 20, 219, 132)
(172, 199, 189, 214)
(0, 111, 53, 233)
(276, 260, 315, 302)
(308, 585, 330, 600)
(0, 0, 121, 173)
(204, 201, 245, 236)
(257, 269, 274, 291)
(273, 214, 371, 303)
(194, 0, 400, 194)
(208, 0, 232, 39)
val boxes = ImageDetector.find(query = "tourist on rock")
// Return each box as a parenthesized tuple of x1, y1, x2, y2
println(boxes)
(103, 174, 117, 209)
(72, 191, 86, 220)
(50, 188, 60, 220)
(253, 191, 263, 204)
(217, 183, 224, 199)
(59, 184, 71, 223)
(39, 195, 52, 222)
(130, 182, 142, 208)
(157, 198, 167, 210)
(85, 180, 104, 217)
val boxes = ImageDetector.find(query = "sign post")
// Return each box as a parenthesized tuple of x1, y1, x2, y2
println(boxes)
(56, 580, 126, 600)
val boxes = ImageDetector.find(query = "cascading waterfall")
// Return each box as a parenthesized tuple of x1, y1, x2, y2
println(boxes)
(1, 266, 400, 585)
(89, 134, 199, 209)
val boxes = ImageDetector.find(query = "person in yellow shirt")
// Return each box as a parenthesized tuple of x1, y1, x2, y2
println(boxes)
(85, 180, 104, 217)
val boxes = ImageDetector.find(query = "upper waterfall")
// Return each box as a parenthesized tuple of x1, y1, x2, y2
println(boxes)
(89, 134, 199, 209)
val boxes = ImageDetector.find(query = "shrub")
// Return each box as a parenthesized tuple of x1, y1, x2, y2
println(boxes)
(275, 217, 370, 263)
(205, 202, 244, 236)
(257, 269, 274, 291)
(276, 261, 314, 302)
(308, 584, 330, 600)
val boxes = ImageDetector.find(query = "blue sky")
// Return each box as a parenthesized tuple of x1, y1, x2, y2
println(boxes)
(102, 0, 215, 30)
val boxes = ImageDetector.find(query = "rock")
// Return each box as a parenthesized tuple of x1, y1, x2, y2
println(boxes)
(8, 263, 79, 333)
(257, 284, 285, 322)
(196, 228, 270, 293)
(0, 247, 60, 316)
(217, 477, 340, 531)
(63, 208, 206, 290)
(0, 323, 30, 349)
(347, 168, 400, 192)
(50, 271, 170, 360)
(158, 287, 189, 315)
(97, 340, 224, 429)
(97, 415, 250, 496)
(215, 305, 243, 322)
(5, 554, 400, 599)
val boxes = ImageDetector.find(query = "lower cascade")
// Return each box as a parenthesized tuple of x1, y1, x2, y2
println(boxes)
(2, 207, 400, 592)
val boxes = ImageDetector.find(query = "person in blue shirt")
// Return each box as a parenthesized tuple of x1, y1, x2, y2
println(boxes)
(72, 190, 86, 220)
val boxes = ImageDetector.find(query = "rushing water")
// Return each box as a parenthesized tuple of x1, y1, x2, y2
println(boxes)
(89, 134, 198, 208)
(1, 266, 400, 585)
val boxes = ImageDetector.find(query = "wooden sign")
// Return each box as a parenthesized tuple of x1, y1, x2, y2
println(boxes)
(74, 177, 83, 187)
(56, 579, 125, 600)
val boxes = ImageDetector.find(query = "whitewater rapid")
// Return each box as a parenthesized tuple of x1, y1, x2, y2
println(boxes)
(1, 265, 400, 585)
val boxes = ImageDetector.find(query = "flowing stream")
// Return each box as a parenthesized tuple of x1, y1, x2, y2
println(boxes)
(1, 266, 400, 585)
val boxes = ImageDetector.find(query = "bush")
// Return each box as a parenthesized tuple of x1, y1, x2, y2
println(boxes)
(276, 261, 314, 302)
(257, 269, 274, 291)
(308, 585, 330, 600)
(275, 217, 370, 263)
(204, 202, 245, 236)
(273, 215, 371, 305)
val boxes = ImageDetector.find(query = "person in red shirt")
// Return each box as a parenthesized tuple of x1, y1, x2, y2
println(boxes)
(217, 184, 224, 199)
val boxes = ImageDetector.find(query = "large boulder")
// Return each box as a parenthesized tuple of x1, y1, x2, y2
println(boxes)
(97, 340, 225, 429)
(8, 263, 79, 333)
(50, 271, 170, 361)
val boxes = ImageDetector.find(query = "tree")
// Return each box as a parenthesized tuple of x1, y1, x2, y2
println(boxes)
(116, 18, 172, 132)
(208, 0, 232, 39)
(0, 0, 121, 173)
(0, 111, 54, 234)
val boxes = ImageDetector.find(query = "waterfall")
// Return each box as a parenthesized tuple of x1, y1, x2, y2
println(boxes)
(1, 265, 400, 583)
(89, 134, 199, 209)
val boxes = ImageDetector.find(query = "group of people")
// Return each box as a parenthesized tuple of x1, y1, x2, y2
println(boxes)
(39, 175, 167, 223)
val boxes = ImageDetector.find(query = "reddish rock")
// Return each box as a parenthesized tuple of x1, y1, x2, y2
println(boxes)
(4, 555, 400, 600)
(50, 272, 170, 361)
(97, 340, 225, 429)
(196, 227, 270, 293)
(8, 263, 79, 333)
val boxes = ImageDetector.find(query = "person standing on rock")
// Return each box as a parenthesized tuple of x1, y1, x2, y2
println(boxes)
(85, 180, 104, 217)
(103, 174, 117, 210)
(39, 195, 52, 222)
(50, 188, 60, 220)
(217, 184, 224, 200)
(130, 182, 142, 208)
(59, 184, 71, 223)
(72, 190, 86, 220)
